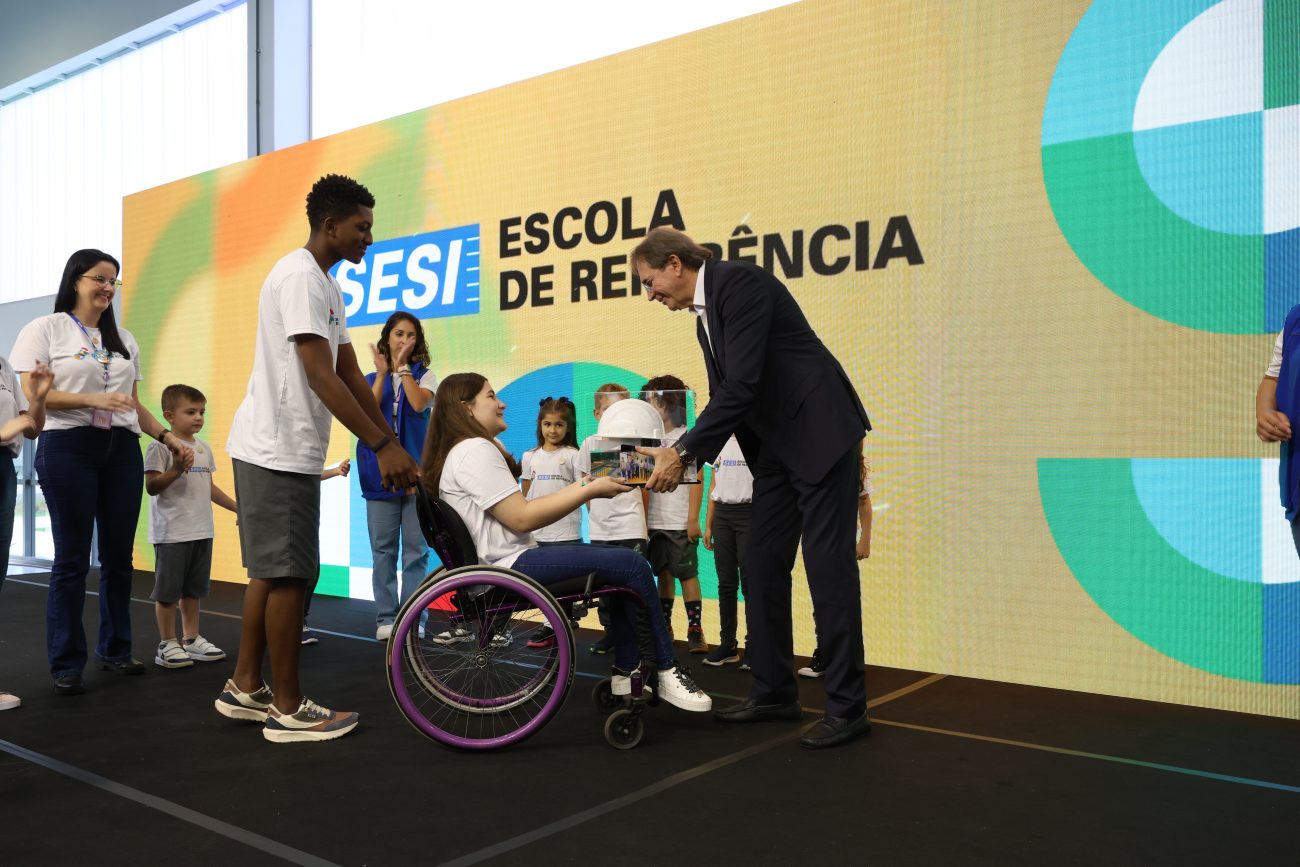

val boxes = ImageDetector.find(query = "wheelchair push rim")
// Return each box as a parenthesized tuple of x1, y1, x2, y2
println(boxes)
(387, 568, 575, 750)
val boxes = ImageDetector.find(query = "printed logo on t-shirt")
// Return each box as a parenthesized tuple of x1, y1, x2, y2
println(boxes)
(719, 459, 746, 467)
(328, 308, 340, 326)
(74, 345, 120, 361)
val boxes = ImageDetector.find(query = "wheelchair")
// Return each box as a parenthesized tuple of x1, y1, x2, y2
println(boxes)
(385, 488, 662, 750)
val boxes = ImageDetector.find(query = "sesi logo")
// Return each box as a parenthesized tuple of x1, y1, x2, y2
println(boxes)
(332, 225, 480, 326)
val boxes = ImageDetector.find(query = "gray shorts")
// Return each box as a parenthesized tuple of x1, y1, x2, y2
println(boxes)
(232, 459, 320, 580)
(648, 529, 698, 579)
(151, 538, 214, 603)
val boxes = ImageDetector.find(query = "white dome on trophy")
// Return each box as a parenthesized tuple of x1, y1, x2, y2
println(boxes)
(596, 398, 664, 441)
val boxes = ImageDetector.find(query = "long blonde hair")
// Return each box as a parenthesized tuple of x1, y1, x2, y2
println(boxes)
(421, 373, 520, 496)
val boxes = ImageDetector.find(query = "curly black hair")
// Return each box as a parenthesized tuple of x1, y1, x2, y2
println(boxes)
(305, 174, 376, 230)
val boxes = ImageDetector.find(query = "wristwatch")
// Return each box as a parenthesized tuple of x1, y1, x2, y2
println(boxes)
(672, 439, 696, 466)
(369, 434, 393, 453)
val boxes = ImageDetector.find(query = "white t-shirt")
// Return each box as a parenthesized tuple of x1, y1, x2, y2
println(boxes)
(227, 249, 352, 474)
(9, 313, 143, 433)
(647, 425, 692, 530)
(577, 434, 647, 541)
(0, 355, 29, 458)
(385, 368, 438, 426)
(521, 445, 581, 542)
(709, 435, 752, 504)
(861, 436, 874, 498)
(440, 437, 536, 568)
(145, 437, 217, 544)
(1267, 329, 1284, 378)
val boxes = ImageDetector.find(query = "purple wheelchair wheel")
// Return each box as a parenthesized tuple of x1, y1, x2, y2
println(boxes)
(386, 567, 575, 750)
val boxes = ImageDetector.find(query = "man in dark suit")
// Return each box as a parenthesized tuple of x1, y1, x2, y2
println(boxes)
(633, 227, 872, 749)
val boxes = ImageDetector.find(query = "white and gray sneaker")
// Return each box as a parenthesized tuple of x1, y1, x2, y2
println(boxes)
(375, 624, 394, 641)
(430, 626, 474, 645)
(655, 664, 712, 712)
(263, 697, 359, 743)
(215, 679, 274, 722)
(183, 635, 226, 662)
(155, 639, 194, 669)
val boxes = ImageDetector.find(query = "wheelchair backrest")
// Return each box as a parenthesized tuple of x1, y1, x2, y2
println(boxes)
(415, 486, 480, 569)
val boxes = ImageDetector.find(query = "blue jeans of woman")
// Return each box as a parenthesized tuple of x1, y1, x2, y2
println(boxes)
(512, 542, 674, 672)
(0, 455, 15, 592)
(367, 494, 432, 626)
(36, 427, 143, 676)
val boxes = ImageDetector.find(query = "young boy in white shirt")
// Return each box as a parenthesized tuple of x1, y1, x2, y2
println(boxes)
(145, 384, 237, 668)
(641, 375, 707, 654)
(575, 383, 651, 655)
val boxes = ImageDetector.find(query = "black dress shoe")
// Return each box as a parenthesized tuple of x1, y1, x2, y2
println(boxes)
(53, 673, 85, 695)
(714, 698, 803, 723)
(800, 712, 872, 749)
(96, 657, 146, 676)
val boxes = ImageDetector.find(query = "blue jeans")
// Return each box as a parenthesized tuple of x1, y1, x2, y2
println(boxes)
(36, 427, 143, 676)
(367, 494, 432, 625)
(0, 455, 15, 592)
(512, 543, 674, 671)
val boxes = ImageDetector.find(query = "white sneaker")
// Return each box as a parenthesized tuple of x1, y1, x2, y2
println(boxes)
(263, 697, 359, 743)
(0, 691, 20, 710)
(183, 635, 226, 662)
(375, 624, 393, 641)
(155, 639, 194, 669)
(655, 664, 712, 712)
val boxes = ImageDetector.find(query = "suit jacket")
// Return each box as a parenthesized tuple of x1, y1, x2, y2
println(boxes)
(679, 259, 870, 484)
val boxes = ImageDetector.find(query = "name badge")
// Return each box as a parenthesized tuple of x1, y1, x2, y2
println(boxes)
(91, 408, 113, 430)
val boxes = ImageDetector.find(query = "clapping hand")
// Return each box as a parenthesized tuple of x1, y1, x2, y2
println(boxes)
(26, 362, 53, 402)
(370, 343, 389, 376)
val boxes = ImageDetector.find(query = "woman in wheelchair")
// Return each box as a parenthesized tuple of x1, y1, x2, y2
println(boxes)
(420, 372, 712, 713)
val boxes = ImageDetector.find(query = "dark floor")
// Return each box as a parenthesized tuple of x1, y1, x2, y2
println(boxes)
(0, 569, 1296, 866)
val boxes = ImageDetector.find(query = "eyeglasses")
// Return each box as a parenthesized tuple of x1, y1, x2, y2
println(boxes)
(81, 274, 124, 289)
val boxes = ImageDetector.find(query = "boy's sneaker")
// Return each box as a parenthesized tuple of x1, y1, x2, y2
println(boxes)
(301, 626, 319, 646)
(739, 659, 751, 672)
(490, 629, 513, 649)
(430, 626, 474, 645)
(214, 679, 275, 722)
(798, 648, 827, 678)
(687, 628, 709, 654)
(655, 664, 712, 712)
(375, 624, 393, 641)
(183, 635, 226, 662)
(0, 690, 20, 711)
(155, 639, 194, 669)
(587, 633, 615, 655)
(703, 643, 740, 667)
(526, 626, 556, 648)
(263, 697, 359, 743)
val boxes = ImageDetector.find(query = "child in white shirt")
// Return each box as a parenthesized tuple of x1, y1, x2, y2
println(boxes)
(145, 384, 238, 669)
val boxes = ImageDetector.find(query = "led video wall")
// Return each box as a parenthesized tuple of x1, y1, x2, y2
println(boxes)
(123, 0, 1300, 718)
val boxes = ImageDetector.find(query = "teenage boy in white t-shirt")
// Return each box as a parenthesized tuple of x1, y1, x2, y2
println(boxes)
(215, 174, 420, 744)
(146, 384, 237, 669)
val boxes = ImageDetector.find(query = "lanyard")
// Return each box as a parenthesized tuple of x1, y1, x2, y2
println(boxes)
(68, 313, 112, 391)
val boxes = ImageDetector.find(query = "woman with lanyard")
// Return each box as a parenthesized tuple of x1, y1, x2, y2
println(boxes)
(10, 249, 192, 695)
(359, 312, 436, 640)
